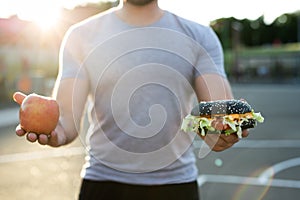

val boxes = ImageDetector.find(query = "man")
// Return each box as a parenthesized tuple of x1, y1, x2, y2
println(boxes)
(15, 0, 248, 199)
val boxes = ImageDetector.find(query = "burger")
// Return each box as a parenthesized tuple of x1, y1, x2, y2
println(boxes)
(181, 99, 264, 138)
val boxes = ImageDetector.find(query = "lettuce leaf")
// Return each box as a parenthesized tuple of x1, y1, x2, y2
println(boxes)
(181, 109, 264, 138)
(180, 114, 214, 136)
(180, 114, 200, 133)
(252, 110, 265, 123)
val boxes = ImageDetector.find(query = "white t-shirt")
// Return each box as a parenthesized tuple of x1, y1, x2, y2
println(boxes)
(59, 8, 226, 185)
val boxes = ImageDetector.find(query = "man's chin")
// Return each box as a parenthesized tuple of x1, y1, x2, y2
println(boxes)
(125, 0, 155, 6)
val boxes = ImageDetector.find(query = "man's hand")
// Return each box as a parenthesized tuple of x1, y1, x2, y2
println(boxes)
(200, 129, 249, 152)
(15, 124, 67, 147)
(13, 78, 89, 147)
(13, 91, 67, 147)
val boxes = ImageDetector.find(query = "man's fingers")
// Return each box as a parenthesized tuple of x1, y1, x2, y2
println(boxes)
(215, 136, 236, 151)
(38, 134, 49, 145)
(47, 131, 61, 147)
(16, 126, 61, 146)
(16, 126, 42, 144)
(202, 133, 240, 152)
(26, 132, 38, 142)
(17, 129, 62, 146)
(221, 134, 239, 144)
(242, 129, 249, 138)
(213, 142, 234, 152)
(15, 125, 26, 136)
(12, 91, 27, 105)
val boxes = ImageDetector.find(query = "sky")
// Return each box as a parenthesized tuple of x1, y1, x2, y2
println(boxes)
(0, 0, 299, 28)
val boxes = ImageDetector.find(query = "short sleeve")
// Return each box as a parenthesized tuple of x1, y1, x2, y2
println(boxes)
(58, 26, 87, 80)
(194, 27, 226, 78)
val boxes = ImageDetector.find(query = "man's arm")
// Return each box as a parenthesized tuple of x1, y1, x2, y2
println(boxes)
(16, 77, 89, 147)
(194, 74, 248, 151)
(194, 73, 233, 101)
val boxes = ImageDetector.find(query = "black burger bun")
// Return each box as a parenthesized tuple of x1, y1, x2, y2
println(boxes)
(191, 99, 252, 117)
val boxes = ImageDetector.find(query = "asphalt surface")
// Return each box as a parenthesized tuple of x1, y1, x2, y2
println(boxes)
(196, 84, 300, 200)
(0, 84, 299, 200)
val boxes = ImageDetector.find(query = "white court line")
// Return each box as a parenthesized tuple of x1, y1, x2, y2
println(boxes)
(0, 139, 300, 164)
(198, 156, 300, 189)
(197, 174, 300, 189)
(1, 140, 300, 189)
(195, 140, 300, 189)
(259, 157, 300, 183)
(0, 147, 85, 164)
(193, 139, 300, 148)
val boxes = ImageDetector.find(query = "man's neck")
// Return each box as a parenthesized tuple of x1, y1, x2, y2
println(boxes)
(116, 1, 164, 26)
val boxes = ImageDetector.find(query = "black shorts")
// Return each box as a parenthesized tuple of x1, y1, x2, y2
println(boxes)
(79, 179, 200, 200)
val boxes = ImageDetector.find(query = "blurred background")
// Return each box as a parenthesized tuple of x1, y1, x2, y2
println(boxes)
(0, 0, 299, 104)
(0, 0, 299, 199)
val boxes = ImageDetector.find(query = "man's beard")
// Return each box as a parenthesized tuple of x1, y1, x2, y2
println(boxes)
(125, 0, 156, 6)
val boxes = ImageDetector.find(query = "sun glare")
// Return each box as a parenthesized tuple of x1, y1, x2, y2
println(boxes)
(16, 2, 61, 30)
(2, 0, 299, 29)
(32, 10, 61, 31)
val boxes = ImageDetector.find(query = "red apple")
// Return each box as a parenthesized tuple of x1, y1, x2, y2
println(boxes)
(13, 92, 60, 135)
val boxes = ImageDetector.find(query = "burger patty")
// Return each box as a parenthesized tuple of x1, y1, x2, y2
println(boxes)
(199, 118, 256, 134)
